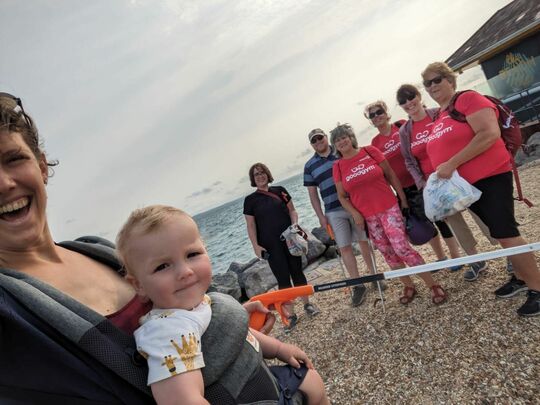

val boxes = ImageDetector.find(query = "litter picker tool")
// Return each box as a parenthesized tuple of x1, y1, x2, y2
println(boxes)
(249, 242, 540, 330)
(326, 224, 350, 294)
(366, 238, 386, 313)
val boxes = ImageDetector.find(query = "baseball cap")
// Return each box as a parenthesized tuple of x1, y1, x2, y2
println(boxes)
(308, 128, 326, 142)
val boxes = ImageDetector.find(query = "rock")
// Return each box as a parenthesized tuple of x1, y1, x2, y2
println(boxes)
(323, 245, 338, 259)
(514, 147, 527, 166)
(227, 257, 259, 277)
(305, 236, 326, 263)
(516, 132, 540, 166)
(208, 271, 242, 301)
(311, 226, 332, 246)
(241, 260, 278, 297)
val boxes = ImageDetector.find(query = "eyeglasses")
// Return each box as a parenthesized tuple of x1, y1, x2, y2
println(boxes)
(0, 92, 32, 128)
(398, 94, 416, 105)
(368, 109, 385, 119)
(253, 171, 266, 177)
(423, 76, 444, 88)
(310, 135, 324, 144)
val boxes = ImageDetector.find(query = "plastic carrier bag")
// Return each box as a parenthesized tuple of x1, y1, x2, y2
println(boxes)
(280, 224, 309, 256)
(423, 171, 482, 222)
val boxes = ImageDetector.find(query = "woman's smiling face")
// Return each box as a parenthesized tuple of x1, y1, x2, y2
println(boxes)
(400, 93, 422, 116)
(0, 131, 49, 251)
(334, 134, 354, 154)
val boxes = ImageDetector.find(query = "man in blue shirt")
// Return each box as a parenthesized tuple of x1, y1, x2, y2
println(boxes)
(304, 128, 376, 307)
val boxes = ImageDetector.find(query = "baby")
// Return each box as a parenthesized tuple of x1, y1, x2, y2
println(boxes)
(116, 205, 329, 405)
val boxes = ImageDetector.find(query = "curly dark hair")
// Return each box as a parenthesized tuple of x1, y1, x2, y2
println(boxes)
(0, 96, 58, 174)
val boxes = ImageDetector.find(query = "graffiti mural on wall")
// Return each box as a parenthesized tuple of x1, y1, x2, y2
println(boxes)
(481, 32, 540, 99)
(499, 52, 537, 91)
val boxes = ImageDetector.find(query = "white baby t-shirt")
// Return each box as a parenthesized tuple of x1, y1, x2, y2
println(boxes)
(134, 295, 212, 385)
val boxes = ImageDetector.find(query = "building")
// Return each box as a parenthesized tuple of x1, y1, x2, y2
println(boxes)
(446, 0, 540, 138)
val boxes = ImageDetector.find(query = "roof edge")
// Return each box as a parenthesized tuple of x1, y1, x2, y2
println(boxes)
(448, 20, 540, 72)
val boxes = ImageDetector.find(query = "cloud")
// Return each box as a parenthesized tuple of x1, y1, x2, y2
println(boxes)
(188, 187, 214, 198)
(297, 148, 312, 158)
(2, 0, 513, 241)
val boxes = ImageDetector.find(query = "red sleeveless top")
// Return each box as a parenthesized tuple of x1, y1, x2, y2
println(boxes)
(106, 296, 152, 334)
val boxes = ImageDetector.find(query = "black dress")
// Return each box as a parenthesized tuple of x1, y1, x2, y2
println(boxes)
(243, 186, 307, 289)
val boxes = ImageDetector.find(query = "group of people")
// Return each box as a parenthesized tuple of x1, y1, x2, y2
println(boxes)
(1, 59, 539, 405)
(242, 61, 540, 323)
(0, 93, 329, 403)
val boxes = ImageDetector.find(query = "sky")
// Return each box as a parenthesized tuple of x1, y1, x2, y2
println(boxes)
(0, 0, 512, 241)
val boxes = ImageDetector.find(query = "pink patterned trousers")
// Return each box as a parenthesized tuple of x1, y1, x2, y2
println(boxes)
(365, 204, 424, 268)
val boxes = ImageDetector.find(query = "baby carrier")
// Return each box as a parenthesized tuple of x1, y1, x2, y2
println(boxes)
(0, 238, 303, 404)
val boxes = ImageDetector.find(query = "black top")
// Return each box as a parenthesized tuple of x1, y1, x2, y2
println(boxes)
(243, 186, 292, 248)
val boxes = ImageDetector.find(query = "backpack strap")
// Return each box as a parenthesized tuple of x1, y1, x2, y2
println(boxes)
(0, 267, 151, 396)
(203, 292, 279, 403)
(447, 90, 470, 122)
(510, 159, 533, 207)
(256, 189, 286, 204)
(363, 146, 374, 161)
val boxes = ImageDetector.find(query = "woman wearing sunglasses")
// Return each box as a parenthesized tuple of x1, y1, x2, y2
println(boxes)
(0, 94, 291, 403)
(396, 84, 496, 278)
(330, 123, 447, 305)
(365, 100, 451, 265)
(421, 61, 540, 317)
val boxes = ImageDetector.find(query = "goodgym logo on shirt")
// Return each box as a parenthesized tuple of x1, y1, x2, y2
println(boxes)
(346, 163, 375, 182)
(410, 127, 431, 148)
(382, 136, 401, 155)
(427, 120, 453, 142)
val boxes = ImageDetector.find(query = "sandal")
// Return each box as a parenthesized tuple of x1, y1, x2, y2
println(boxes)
(399, 286, 417, 305)
(431, 284, 447, 305)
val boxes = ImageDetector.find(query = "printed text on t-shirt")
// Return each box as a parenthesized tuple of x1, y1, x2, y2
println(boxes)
(427, 121, 454, 142)
(345, 163, 376, 182)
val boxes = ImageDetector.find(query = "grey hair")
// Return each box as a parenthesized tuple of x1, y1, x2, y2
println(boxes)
(329, 123, 358, 157)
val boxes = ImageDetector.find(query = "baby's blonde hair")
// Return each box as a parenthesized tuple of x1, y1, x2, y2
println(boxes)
(116, 205, 188, 273)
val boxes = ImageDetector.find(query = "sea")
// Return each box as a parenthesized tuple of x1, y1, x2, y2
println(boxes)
(193, 172, 320, 275)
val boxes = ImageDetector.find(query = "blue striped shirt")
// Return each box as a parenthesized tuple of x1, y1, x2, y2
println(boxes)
(303, 147, 342, 213)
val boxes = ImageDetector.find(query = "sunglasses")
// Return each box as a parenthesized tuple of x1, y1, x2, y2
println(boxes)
(368, 109, 385, 119)
(398, 94, 416, 105)
(0, 92, 32, 128)
(423, 76, 444, 88)
(310, 135, 325, 144)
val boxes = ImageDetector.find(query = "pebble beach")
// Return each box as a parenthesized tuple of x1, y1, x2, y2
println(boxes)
(268, 161, 540, 404)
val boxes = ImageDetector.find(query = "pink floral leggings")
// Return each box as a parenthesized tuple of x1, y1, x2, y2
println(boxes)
(365, 204, 424, 269)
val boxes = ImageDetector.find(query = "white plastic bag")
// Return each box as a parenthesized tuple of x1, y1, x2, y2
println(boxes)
(280, 224, 309, 256)
(423, 171, 482, 222)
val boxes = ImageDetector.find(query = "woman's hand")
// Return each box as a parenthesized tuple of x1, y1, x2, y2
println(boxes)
(318, 215, 328, 230)
(351, 211, 364, 228)
(275, 342, 314, 369)
(253, 245, 265, 258)
(400, 199, 409, 209)
(436, 161, 457, 179)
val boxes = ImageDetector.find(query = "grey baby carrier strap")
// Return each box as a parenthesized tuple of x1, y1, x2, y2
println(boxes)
(203, 292, 282, 404)
(0, 245, 151, 400)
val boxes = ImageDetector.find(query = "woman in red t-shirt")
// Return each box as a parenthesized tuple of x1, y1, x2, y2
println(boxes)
(365, 100, 452, 266)
(330, 123, 447, 305)
(396, 84, 497, 277)
(421, 61, 540, 317)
